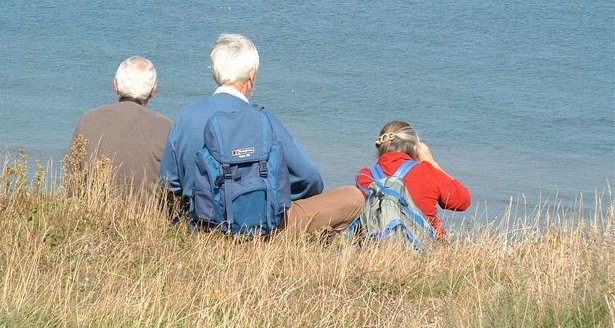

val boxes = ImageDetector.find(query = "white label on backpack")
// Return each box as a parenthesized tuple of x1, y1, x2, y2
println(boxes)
(232, 147, 255, 158)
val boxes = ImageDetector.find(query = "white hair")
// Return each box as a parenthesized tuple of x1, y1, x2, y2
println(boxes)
(210, 34, 259, 86)
(114, 56, 157, 101)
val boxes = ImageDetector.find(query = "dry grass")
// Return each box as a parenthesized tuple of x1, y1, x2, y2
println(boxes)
(0, 149, 613, 327)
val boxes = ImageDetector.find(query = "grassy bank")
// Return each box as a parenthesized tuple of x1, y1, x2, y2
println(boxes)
(1, 150, 613, 327)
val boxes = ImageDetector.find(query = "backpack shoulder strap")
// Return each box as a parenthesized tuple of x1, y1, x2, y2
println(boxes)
(355, 172, 373, 196)
(356, 163, 385, 197)
(391, 159, 437, 240)
(369, 163, 386, 180)
(393, 160, 418, 179)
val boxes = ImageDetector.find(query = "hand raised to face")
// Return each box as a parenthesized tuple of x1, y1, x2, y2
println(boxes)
(414, 142, 435, 164)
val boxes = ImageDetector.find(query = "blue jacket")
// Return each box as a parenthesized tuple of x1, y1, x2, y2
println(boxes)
(160, 92, 324, 204)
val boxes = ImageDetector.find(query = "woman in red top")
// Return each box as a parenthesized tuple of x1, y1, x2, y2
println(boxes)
(356, 120, 471, 239)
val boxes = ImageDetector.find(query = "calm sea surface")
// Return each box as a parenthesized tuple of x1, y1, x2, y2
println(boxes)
(1, 1, 613, 221)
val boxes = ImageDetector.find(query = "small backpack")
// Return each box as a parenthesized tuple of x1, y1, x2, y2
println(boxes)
(191, 104, 291, 236)
(349, 160, 436, 248)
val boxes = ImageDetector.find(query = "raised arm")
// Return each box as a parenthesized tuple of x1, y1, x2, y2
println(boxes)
(415, 142, 471, 211)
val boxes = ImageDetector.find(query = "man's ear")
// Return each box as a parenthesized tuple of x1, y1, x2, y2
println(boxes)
(248, 68, 257, 84)
(150, 83, 158, 98)
(113, 79, 120, 95)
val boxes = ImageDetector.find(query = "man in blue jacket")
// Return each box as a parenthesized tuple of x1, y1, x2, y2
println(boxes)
(160, 33, 363, 236)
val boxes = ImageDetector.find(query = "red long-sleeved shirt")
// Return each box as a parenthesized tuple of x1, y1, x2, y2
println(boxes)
(357, 152, 471, 238)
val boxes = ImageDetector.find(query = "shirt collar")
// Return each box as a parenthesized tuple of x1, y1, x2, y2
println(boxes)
(214, 85, 249, 103)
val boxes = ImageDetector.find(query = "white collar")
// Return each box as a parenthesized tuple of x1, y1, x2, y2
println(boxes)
(214, 85, 250, 103)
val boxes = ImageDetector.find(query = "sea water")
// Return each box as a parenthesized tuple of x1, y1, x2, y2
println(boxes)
(0, 0, 613, 221)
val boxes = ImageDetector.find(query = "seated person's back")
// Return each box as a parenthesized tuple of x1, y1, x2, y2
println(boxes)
(160, 34, 363, 236)
(70, 56, 172, 195)
(357, 120, 471, 239)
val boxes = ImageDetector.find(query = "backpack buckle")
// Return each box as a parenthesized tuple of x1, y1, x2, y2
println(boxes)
(222, 165, 232, 180)
(259, 161, 268, 178)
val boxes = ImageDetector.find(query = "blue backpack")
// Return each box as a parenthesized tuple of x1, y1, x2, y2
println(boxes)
(192, 105, 291, 236)
(348, 160, 436, 249)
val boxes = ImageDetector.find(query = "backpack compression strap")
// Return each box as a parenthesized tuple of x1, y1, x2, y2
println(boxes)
(370, 178, 437, 242)
(370, 218, 421, 248)
(222, 164, 235, 231)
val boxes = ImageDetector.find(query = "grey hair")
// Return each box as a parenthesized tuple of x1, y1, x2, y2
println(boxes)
(210, 34, 259, 86)
(375, 120, 420, 158)
(114, 56, 156, 101)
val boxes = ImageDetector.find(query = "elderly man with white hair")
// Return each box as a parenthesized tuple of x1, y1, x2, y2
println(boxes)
(160, 34, 363, 236)
(70, 56, 172, 195)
